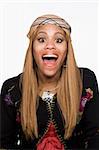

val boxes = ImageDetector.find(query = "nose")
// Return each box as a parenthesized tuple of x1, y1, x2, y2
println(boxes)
(46, 40, 55, 50)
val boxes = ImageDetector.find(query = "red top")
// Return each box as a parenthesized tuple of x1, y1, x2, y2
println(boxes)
(37, 122, 64, 150)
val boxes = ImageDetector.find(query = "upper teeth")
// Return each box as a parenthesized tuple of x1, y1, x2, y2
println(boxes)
(43, 54, 58, 58)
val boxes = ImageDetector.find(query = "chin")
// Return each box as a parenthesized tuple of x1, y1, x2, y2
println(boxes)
(43, 71, 57, 78)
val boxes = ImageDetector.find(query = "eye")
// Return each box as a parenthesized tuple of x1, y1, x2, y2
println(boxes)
(56, 38, 64, 43)
(37, 37, 45, 43)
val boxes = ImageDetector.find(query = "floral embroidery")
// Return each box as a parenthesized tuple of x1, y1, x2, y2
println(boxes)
(4, 85, 15, 106)
(4, 93, 13, 105)
(77, 88, 93, 124)
(80, 88, 93, 112)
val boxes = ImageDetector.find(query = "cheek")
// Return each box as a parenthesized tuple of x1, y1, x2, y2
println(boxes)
(33, 42, 40, 58)
(33, 50, 40, 64)
(59, 48, 68, 64)
(59, 45, 67, 58)
(57, 42, 67, 52)
(32, 48, 43, 66)
(62, 43, 68, 57)
(32, 49, 39, 64)
(62, 51, 67, 64)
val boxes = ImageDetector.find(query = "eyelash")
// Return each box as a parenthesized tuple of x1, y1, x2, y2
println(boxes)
(56, 38, 64, 43)
(37, 37, 64, 43)
(37, 37, 45, 43)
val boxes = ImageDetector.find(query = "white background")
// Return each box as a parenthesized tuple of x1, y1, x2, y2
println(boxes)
(0, 0, 99, 89)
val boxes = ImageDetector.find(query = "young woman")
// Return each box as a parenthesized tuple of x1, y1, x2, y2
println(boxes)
(0, 14, 99, 149)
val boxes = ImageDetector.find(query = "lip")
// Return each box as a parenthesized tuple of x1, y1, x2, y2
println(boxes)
(42, 54, 58, 59)
(42, 54, 58, 67)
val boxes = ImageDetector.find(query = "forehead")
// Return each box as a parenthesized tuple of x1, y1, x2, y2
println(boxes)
(36, 24, 66, 35)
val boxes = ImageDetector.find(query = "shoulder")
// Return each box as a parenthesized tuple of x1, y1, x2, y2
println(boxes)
(79, 67, 96, 78)
(79, 67, 98, 89)
(78, 68, 99, 125)
(1, 73, 22, 92)
(1, 74, 22, 91)
(1, 74, 22, 105)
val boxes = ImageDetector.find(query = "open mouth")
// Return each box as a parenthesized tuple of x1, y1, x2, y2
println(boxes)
(42, 54, 58, 61)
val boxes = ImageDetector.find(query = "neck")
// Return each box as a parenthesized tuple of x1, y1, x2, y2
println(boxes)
(37, 72, 61, 92)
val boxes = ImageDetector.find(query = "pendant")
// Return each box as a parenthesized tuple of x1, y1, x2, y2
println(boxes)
(42, 91, 54, 103)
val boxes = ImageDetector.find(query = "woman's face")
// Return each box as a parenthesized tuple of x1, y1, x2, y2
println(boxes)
(33, 24, 68, 78)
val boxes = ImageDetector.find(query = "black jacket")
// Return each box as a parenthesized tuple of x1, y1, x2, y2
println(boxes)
(0, 68, 99, 149)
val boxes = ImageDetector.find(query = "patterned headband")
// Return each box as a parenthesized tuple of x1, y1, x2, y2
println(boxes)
(31, 16, 71, 33)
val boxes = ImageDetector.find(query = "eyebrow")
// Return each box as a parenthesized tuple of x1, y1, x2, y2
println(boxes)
(37, 31, 46, 35)
(37, 31, 65, 36)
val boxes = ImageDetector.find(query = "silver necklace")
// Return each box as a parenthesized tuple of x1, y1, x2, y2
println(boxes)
(41, 91, 55, 103)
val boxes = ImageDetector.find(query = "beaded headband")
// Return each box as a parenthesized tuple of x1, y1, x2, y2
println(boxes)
(31, 16, 71, 33)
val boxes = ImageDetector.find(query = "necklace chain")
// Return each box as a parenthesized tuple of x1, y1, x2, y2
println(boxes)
(39, 84, 59, 103)
(41, 91, 55, 103)
(39, 84, 59, 93)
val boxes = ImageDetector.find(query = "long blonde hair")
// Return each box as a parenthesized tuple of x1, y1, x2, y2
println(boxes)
(20, 17, 82, 139)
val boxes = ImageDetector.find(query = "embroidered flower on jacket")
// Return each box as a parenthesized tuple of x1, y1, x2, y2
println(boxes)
(77, 88, 93, 124)
(79, 88, 93, 112)
(4, 93, 13, 105)
(4, 85, 15, 106)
